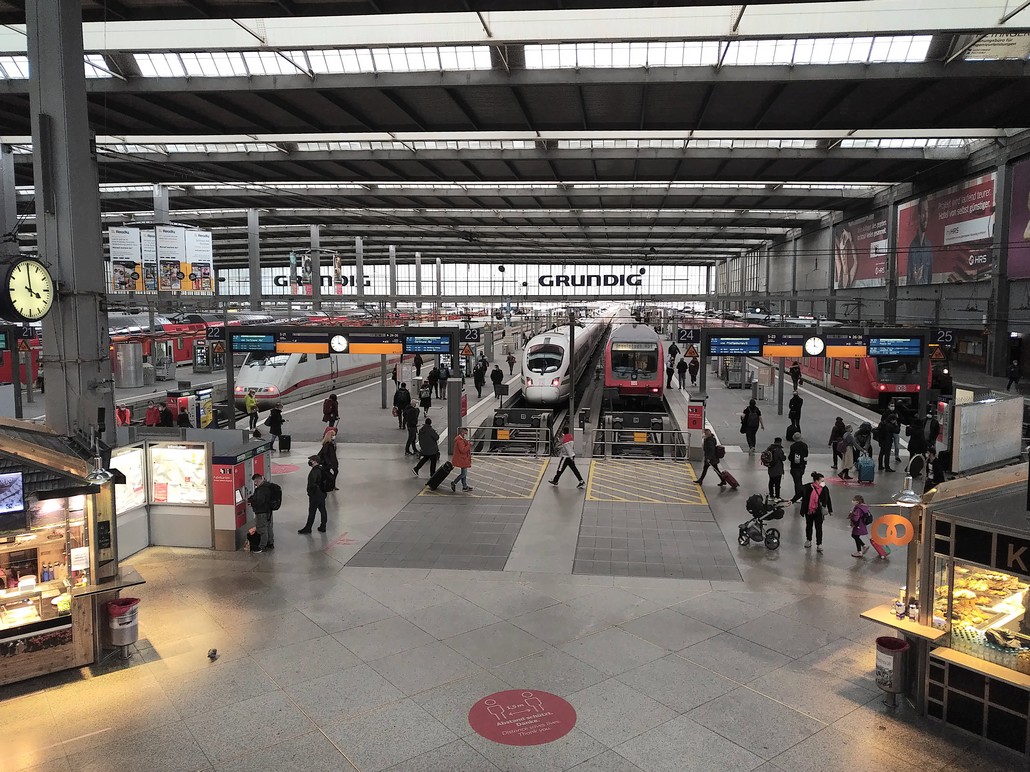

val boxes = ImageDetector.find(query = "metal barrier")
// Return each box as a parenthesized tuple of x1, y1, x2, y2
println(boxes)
(590, 426, 691, 460)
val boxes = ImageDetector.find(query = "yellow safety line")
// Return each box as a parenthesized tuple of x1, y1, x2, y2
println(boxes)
(586, 459, 709, 504)
(418, 458, 547, 499)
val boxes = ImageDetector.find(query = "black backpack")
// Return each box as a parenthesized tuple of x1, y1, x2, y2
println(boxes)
(317, 468, 334, 494)
(266, 482, 283, 511)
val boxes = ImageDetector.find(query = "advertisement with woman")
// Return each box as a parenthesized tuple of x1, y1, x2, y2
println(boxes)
(896, 173, 997, 285)
(833, 210, 888, 290)
(1007, 157, 1030, 280)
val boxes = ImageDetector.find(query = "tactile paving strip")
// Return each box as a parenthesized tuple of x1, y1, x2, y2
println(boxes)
(586, 459, 707, 505)
(419, 456, 548, 499)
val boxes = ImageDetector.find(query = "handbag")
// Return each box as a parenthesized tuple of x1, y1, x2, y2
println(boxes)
(391, 406, 399, 417)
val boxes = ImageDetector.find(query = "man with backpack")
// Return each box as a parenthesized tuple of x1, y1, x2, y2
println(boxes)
(697, 428, 725, 486)
(676, 357, 688, 390)
(506, 352, 517, 375)
(761, 438, 786, 498)
(788, 361, 803, 391)
(393, 382, 411, 429)
(248, 473, 281, 553)
(298, 456, 331, 534)
(788, 433, 809, 500)
(740, 399, 764, 454)
(438, 365, 450, 399)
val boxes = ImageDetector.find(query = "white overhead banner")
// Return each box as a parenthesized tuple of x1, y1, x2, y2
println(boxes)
(107, 225, 214, 294)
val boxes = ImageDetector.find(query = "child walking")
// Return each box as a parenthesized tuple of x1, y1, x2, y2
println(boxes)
(848, 494, 871, 557)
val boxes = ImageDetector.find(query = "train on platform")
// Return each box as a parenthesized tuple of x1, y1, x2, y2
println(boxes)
(521, 306, 624, 406)
(603, 322, 666, 404)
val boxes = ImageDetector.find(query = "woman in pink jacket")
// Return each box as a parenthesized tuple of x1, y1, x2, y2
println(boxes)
(450, 427, 473, 492)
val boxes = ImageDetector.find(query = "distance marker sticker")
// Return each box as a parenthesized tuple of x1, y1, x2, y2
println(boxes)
(468, 689, 576, 746)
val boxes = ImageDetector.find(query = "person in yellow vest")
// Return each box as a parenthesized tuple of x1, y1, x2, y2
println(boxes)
(245, 390, 259, 432)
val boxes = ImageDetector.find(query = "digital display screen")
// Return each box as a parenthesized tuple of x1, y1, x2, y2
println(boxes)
(404, 334, 451, 354)
(0, 472, 25, 516)
(349, 331, 403, 354)
(868, 337, 922, 357)
(232, 334, 276, 352)
(707, 336, 762, 356)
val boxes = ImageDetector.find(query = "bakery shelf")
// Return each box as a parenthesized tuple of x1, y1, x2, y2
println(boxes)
(861, 603, 950, 642)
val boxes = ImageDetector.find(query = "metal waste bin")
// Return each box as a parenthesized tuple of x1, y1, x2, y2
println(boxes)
(107, 597, 141, 657)
(875, 635, 910, 705)
(142, 363, 156, 386)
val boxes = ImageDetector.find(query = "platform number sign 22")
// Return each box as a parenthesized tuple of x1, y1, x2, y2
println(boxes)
(677, 328, 699, 345)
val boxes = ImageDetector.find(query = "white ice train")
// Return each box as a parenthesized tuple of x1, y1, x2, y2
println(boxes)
(521, 307, 625, 406)
(232, 350, 401, 409)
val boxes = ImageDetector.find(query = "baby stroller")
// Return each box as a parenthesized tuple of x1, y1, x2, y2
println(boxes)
(737, 494, 785, 550)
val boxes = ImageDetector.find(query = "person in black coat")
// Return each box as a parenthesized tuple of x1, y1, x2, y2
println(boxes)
(265, 403, 286, 450)
(1006, 360, 1021, 391)
(875, 419, 896, 473)
(403, 403, 421, 455)
(792, 471, 833, 551)
(788, 393, 803, 431)
(787, 434, 809, 501)
(317, 432, 339, 491)
(764, 438, 786, 498)
(697, 428, 724, 486)
(924, 448, 947, 493)
(393, 383, 411, 429)
(159, 405, 175, 427)
(490, 365, 504, 392)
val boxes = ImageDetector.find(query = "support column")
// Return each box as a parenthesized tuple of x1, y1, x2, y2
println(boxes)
(247, 209, 261, 310)
(988, 162, 1012, 377)
(310, 224, 322, 312)
(790, 235, 799, 316)
(0, 146, 22, 418)
(354, 236, 365, 308)
(153, 184, 169, 224)
(388, 244, 398, 309)
(27, 3, 114, 439)
(435, 257, 442, 321)
(414, 251, 423, 308)
(885, 195, 899, 325)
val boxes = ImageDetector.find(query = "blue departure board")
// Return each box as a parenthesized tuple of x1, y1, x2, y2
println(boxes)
(867, 337, 922, 357)
(232, 334, 276, 352)
(707, 336, 762, 356)
(404, 334, 451, 354)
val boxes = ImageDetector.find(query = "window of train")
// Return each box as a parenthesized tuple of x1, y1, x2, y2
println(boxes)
(876, 358, 919, 384)
(316, 353, 329, 361)
(244, 353, 290, 368)
(842, 362, 850, 380)
(610, 346, 658, 377)
(834, 360, 841, 377)
(526, 344, 563, 373)
(299, 354, 308, 364)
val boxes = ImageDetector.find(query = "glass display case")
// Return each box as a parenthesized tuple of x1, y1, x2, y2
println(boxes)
(149, 443, 208, 505)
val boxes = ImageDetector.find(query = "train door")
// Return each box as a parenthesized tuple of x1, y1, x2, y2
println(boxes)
(823, 357, 831, 389)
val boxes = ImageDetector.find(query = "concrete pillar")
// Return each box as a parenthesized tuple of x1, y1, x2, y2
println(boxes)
(0, 145, 17, 257)
(355, 236, 365, 307)
(885, 195, 899, 325)
(988, 162, 1012, 377)
(247, 209, 261, 310)
(310, 224, 321, 312)
(388, 244, 398, 309)
(153, 184, 169, 224)
(435, 257, 442, 321)
(27, 1, 114, 439)
(415, 251, 423, 308)
(790, 235, 799, 316)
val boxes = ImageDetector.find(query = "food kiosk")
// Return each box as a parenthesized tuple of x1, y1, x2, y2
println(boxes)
(0, 419, 143, 687)
(862, 465, 1030, 758)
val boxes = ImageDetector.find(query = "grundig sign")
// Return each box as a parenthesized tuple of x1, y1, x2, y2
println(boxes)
(538, 273, 644, 288)
(272, 275, 371, 288)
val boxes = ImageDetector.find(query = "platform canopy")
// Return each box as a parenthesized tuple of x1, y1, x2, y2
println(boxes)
(1, 0, 1029, 269)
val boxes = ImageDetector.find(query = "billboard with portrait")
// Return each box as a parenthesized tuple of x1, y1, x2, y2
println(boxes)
(833, 209, 888, 290)
(896, 174, 996, 286)
(1007, 157, 1030, 280)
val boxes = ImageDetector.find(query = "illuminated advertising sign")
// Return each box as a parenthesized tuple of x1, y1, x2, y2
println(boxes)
(707, 336, 762, 356)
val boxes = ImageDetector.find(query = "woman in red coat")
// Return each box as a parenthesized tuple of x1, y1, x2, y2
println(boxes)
(450, 427, 473, 492)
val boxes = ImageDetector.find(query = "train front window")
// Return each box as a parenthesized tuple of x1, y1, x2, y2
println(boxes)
(877, 358, 920, 384)
(244, 353, 290, 368)
(611, 348, 657, 377)
(527, 344, 563, 374)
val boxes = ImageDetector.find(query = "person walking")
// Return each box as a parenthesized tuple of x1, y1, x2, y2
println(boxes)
(490, 364, 504, 394)
(763, 437, 786, 498)
(788, 392, 803, 432)
(923, 410, 941, 451)
(788, 433, 809, 501)
(473, 361, 486, 398)
(244, 390, 259, 432)
(412, 418, 440, 477)
(697, 428, 725, 486)
(317, 430, 339, 491)
(1006, 359, 1021, 391)
(298, 455, 330, 534)
(883, 402, 903, 463)
(413, 352, 423, 377)
(548, 426, 585, 488)
(848, 494, 871, 557)
(322, 393, 339, 430)
(506, 352, 517, 375)
(403, 403, 420, 455)
(828, 417, 846, 470)
(248, 473, 276, 553)
(875, 417, 896, 472)
(438, 365, 450, 399)
(450, 427, 473, 492)
(427, 366, 440, 398)
(794, 471, 832, 552)
(906, 417, 927, 460)
(393, 382, 411, 429)
(665, 356, 676, 389)
(676, 357, 688, 390)
(837, 424, 857, 479)
(668, 341, 680, 362)
(687, 356, 700, 386)
(418, 381, 433, 417)
(788, 361, 803, 391)
(265, 402, 286, 450)
(741, 399, 764, 454)
(924, 447, 947, 493)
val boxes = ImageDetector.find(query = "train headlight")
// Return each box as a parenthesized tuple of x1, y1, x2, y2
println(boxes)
(260, 386, 280, 395)
(551, 378, 561, 386)
(878, 384, 886, 391)
(651, 387, 659, 393)
(942, 368, 949, 375)
(915, 385, 920, 391)
(525, 377, 533, 385)
(234, 386, 244, 394)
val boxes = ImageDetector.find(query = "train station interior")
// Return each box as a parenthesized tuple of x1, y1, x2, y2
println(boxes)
(3, 2, 1030, 771)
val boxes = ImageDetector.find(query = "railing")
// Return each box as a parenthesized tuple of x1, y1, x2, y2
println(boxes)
(590, 427, 691, 460)
(473, 424, 553, 457)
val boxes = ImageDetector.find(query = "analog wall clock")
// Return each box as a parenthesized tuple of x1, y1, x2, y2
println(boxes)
(329, 334, 348, 353)
(2, 258, 55, 322)
(803, 336, 825, 357)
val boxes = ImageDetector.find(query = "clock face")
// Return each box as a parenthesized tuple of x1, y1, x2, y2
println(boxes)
(6, 259, 54, 322)
(803, 336, 825, 356)
(329, 334, 348, 353)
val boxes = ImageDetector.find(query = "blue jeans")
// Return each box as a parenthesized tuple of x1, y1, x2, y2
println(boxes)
(454, 467, 469, 489)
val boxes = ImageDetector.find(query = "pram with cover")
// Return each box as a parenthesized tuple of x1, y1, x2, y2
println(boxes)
(737, 494, 785, 550)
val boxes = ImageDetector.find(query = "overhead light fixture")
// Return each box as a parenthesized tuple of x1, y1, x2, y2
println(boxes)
(85, 455, 113, 483)
(892, 476, 921, 507)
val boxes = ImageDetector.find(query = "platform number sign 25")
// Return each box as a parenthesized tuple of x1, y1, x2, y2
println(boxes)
(933, 329, 955, 347)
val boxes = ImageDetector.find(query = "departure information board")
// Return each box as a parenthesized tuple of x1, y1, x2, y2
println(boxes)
(707, 336, 762, 356)
(867, 337, 923, 357)
(230, 326, 456, 357)
(703, 329, 924, 358)
(232, 334, 276, 352)
(403, 334, 452, 354)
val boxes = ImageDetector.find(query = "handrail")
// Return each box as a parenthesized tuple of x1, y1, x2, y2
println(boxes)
(590, 427, 691, 460)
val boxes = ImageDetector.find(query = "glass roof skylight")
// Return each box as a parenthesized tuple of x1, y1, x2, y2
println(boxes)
(0, 54, 112, 79)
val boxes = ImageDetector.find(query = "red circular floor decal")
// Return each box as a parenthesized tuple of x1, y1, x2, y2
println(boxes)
(468, 689, 576, 746)
(271, 464, 300, 475)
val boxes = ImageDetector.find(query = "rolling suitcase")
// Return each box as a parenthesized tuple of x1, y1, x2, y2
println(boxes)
(856, 455, 875, 483)
(719, 470, 740, 489)
(426, 461, 454, 491)
(278, 434, 292, 453)
(870, 540, 891, 559)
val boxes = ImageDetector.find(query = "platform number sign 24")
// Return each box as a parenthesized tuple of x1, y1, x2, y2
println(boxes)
(677, 328, 699, 345)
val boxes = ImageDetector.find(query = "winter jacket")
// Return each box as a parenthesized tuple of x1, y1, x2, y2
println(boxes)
(306, 465, 326, 497)
(145, 405, 162, 426)
(788, 440, 809, 470)
(322, 397, 338, 423)
(418, 423, 440, 455)
(393, 387, 411, 410)
(490, 367, 504, 385)
(403, 404, 420, 429)
(765, 444, 785, 477)
(828, 419, 846, 449)
(788, 395, 803, 419)
(849, 504, 871, 536)
(452, 435, 472, 468)
(687, 358, 700, 376)
(249, 481, 274, 514)
(702, 435, 719, 464)
(266, 408, 285, 435)
(796, 482, 832, 516)
(244, 394, 258, 416)
(676, 359, 688, 375)
(317, 442, 338, 473)
(559, 432, 576, 458)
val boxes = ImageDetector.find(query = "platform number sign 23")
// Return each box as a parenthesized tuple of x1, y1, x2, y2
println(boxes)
(461, 328, 481, 343)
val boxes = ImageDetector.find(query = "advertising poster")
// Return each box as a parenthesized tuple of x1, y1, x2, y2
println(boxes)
(111, 447, 147, 514)
(299, 253, 313, 296)
(141, 230, 158, 291)
(156, 225, 187, 291)
(1007, 157, 1030, 280)
(833, 210, 888, 290)
(333, 253, 344, 295)
(184, 229, 214, 293)
(108, 227, 143, 292)
(896, 173, 997, 286)
(149, 444, 208, 505)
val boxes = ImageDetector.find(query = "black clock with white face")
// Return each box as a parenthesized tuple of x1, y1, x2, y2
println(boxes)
(2, 258, 54, 322)
(329, 334, 348, 353)
(803, 336, 825, 357)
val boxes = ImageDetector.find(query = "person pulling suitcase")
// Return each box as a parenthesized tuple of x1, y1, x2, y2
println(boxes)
(548, 426, 585, 488)
(449, 427, 473, 492)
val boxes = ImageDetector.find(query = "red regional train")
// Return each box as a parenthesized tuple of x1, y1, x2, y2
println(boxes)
(604, 323, 665, 403)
